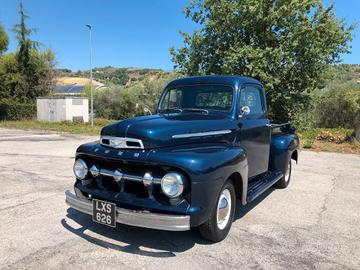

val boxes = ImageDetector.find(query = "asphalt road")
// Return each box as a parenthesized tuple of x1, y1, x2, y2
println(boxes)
(0, 128, 360, 270)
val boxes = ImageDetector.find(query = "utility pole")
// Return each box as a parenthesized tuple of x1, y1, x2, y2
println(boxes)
(85, 24, 94, 126)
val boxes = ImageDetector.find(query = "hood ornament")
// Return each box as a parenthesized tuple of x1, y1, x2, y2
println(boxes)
(100, 136, 144, 149)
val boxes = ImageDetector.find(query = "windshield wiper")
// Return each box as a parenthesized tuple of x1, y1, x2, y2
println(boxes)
(182, 108, 209, 115)
(159, 108, 183, 114)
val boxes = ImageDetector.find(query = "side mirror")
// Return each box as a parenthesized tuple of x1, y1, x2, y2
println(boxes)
(143, 106, 152, 115)
(239, 106, 250, 117)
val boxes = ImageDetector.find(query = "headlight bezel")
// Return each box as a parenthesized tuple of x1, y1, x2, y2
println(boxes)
(161, 171, 185, 198)
(73, 158, 88, 180)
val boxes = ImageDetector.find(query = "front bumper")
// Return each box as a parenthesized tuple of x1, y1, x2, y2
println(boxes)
(65, 190, 190, 231)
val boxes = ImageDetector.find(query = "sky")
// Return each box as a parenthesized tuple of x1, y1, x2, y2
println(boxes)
(0, 0, 359, 71)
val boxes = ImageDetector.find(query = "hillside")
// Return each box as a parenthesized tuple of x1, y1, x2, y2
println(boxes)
(334, 64, 360, 83)
(55, 66, 167, 86)
(55, 77, 103, 87)
(54, 64, 360, 92)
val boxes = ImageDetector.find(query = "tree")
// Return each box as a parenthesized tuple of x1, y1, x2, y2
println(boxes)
(12, 2, 37, 73)
(10, 2, 54, 101)
(170, 0, 354, 122)
(0, 23, 9, 54)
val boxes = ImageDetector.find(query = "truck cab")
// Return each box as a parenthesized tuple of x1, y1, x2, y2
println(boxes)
(66, 76, 299, 242)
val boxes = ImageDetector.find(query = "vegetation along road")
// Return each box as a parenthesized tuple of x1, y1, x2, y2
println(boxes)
(0, 128, 359, 270)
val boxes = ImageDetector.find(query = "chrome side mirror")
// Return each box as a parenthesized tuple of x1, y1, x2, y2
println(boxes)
(239, 106, 250, 117)
(143, 106, 152, 115)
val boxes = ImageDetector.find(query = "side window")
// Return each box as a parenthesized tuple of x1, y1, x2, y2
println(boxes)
(160, 89, 182, 110)
(239, 87, 264, 115)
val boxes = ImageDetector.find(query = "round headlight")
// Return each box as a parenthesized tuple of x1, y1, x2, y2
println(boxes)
(161, 172, 185, 198)
(73, 159, 88, 180)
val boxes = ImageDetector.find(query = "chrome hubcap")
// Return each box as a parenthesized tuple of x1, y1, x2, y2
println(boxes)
(285, 160, 291, 183)
(216, 189, 231, 230)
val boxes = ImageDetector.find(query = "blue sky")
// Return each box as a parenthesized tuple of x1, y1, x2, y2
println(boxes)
(0, 0, 359, 71)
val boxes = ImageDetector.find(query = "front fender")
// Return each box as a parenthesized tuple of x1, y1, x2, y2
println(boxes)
(147, 144, 248, 227)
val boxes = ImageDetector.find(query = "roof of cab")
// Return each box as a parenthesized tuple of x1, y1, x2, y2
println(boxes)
(166, 75, 262, 89)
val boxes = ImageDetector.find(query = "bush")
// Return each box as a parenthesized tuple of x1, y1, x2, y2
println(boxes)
(292, 84, 360, 130)
(315, 129, 352, 144)
(300, 128, 354, 144)
(303, 139, 314, 149)
(0, 99, 36, 120)
(313, 82, 360, 129)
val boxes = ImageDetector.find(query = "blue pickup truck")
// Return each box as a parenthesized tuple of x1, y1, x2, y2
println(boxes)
(65, 75, 299, 242)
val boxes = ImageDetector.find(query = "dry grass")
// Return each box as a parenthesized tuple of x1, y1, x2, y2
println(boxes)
(300, 140, 360, 154)
(55, 77, 103, 87)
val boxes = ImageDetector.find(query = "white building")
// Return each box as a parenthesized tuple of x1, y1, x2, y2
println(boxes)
(36, 96, 89, 123)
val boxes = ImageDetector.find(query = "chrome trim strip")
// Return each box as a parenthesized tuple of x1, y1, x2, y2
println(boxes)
(65, 190, 190, 231)
(172, 129, 232, 139)
(100, 136, 144, 149)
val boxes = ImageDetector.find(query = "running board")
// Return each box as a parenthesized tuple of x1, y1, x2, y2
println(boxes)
(246, 171, 283, 203)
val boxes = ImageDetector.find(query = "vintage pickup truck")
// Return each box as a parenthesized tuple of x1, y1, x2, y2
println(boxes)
(65, 76, 299, 242)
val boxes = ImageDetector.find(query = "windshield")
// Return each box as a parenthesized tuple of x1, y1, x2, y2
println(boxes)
(158, 85, 234, 113)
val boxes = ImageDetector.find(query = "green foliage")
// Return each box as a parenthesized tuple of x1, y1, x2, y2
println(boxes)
(0, 2, 55, 108)
(291, 65, 360, 131)
(302, 139, 314, 149)
(312, 81, 360, 129)
(170, 0, 354, 122)
(0, 49, 55, 101)
(0, 23, 9, 54)
(94, 73, 180, 119)
(0, 99, 36, 120)
(91, 67, 129, 85)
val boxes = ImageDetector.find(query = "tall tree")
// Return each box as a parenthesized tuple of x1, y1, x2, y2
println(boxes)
(12, 2, 37, 75)
(170, 0, 354, 122)
(0, 22, 9, 54)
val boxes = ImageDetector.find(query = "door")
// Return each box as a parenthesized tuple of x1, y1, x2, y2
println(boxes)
(238, 85, 271, 177)
(48, 99, 56, 122)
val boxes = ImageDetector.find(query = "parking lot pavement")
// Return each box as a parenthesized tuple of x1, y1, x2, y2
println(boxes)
(0, 127, 360, 270)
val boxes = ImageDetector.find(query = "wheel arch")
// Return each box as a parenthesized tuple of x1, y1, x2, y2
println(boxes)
(227, 168, 248, 206)
(291, 149, 298, 164)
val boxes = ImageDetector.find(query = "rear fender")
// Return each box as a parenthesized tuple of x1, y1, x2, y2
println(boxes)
(269, 133, 299, 174)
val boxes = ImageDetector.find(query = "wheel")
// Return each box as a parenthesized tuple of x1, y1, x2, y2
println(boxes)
(274, 158, 292, 189)
(199, 180, 236, 242)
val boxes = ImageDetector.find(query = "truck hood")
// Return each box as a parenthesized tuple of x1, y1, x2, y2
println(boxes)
(101, 113, 236, 149)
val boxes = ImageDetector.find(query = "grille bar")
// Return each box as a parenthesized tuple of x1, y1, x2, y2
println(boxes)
(90, 165, 162, 184)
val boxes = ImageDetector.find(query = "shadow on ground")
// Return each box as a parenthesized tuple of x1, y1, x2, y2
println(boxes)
(61, 187, 274, 257)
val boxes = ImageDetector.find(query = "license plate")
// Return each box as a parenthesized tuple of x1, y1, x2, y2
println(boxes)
(92, 199, 116, 227)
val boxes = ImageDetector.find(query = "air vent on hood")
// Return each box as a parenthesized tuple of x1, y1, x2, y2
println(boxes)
(100, 136, 144, 149)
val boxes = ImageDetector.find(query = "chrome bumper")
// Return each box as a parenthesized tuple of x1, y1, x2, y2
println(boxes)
(65, 190, 190, 231)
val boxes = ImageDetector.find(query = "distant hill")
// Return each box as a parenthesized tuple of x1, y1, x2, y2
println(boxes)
(55, 77, 103, 87)
(334, 64, 360, 84)
(55, 64, 360, 88)
(55, 66, 167, 86)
